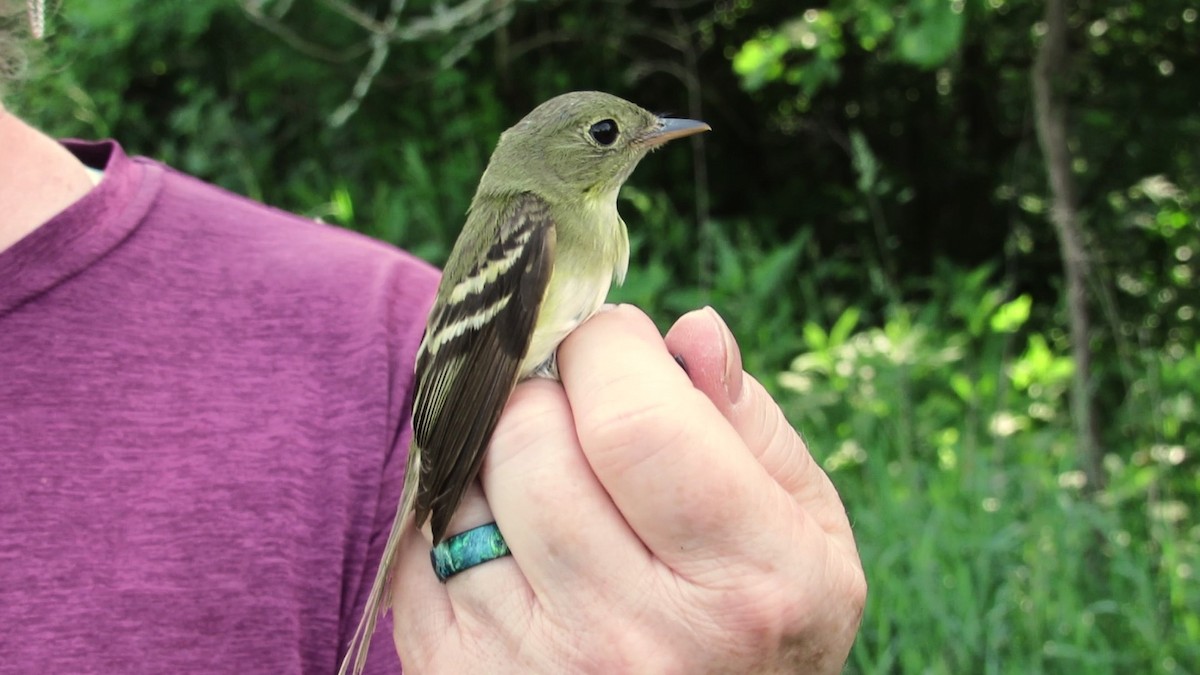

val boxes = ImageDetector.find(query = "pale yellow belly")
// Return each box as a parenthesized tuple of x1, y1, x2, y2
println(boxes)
(519, 264, 613, 377)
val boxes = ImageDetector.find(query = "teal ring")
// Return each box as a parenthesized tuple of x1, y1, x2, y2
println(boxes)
(430, 522, 512, 583)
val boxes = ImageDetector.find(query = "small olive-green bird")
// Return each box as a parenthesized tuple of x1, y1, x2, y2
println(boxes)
(340, 91, 709, 674)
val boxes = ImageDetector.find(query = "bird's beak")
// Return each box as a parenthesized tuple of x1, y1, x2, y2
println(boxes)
(642, 117, 711, 147)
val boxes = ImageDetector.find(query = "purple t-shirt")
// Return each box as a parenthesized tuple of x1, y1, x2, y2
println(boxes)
(0, 141, 439, 673)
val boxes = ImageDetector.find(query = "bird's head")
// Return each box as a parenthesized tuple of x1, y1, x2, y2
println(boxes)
(475, 91, 709, 206)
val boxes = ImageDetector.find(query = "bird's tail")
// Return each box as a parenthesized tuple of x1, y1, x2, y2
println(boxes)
(338, 446, 422, 675)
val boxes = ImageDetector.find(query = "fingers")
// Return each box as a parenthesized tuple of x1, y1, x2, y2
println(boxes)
(468, 379, 662, 634)
(556, 305, 795, 574)
(394, 375, 659, 660)
(479, 379, 655, 611)
(392, 462, 525, 664)
(390, 515, 454, 665)
(663, 308, 854, 542)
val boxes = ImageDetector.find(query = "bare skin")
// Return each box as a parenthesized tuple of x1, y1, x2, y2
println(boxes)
(0, 105, 95, 253)
(393, 305, 867, 674)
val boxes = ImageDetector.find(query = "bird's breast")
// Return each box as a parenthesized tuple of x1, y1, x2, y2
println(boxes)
(520, 259, 613, 376)
(518, 199, 629, 377)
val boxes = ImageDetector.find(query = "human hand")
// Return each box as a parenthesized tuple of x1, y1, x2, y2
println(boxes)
(390, 305, 866, 673)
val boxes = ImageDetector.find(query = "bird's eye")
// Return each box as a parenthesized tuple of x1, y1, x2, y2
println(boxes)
(589, 119, 619, 146)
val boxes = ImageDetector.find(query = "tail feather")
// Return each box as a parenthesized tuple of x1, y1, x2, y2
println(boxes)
(338, 448, 422, 675)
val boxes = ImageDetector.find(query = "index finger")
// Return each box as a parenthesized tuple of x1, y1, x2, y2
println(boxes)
(557, 305, 798, 572)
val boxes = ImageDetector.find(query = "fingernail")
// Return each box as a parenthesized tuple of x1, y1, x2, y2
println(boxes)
(704, 306, 743, 404)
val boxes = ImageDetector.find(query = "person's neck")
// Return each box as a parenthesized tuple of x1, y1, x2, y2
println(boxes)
(0, 106, 95, 253)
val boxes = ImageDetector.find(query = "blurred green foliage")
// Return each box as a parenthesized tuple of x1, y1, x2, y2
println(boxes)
(8, 0, 1198, 671)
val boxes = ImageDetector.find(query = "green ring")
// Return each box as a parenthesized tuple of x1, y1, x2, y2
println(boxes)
(430, 522, 512, 583)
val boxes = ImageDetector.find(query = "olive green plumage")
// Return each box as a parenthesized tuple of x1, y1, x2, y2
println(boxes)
(340, 91, 709, 675)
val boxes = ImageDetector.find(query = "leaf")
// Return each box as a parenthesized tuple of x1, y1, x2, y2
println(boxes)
(830, 306, 862, 345)
(732, 33, 790, 91)
(803, 322, 828, 351)
(990, 294, 1032, 333)
(895, 0, 965, 69)
(749, 238, 803, 301)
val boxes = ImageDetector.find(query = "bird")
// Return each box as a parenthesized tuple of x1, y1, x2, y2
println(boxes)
(339, 90, 710, 674)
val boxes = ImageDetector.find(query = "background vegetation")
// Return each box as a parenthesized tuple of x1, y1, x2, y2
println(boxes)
(9, 0, 1197, 672)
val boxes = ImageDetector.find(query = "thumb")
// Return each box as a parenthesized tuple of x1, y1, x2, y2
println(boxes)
(663, 308, 851, 537)
(663, 306, 744, 417)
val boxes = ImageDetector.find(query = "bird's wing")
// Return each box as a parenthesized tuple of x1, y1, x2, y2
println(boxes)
(411, 192, 556, 542)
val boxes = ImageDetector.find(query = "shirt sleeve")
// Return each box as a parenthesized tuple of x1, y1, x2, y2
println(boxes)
(340, 253, 439, 674)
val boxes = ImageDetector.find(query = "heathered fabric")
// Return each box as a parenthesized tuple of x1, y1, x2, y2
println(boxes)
(0, 141, 440, 673)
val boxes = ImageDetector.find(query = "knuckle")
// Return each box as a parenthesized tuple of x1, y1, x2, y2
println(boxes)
(577, 383, 706, 472)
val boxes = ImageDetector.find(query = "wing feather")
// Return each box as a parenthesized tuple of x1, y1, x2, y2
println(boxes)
(410, 193, 556, 542)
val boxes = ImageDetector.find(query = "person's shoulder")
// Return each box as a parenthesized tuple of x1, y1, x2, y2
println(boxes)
(145, 159, 441, 296)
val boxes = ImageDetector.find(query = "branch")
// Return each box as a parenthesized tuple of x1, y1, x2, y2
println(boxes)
(1032, 0, 1106, 493)
(388, 0, 503, 43)
(238, 0, 369, 62)
(320, 0, 394, 34)
(438, 1, 517, 70)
